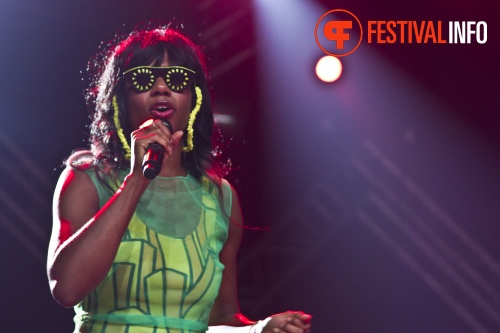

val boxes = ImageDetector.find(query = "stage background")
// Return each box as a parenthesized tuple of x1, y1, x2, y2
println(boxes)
(0, 0, 498, 332)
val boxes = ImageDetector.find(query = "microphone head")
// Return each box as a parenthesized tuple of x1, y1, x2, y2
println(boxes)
(141, 119, 172, 180)
(161, 119, 173, 133)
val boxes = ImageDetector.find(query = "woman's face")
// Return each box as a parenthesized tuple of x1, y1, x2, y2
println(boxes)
(125, 55, 193, 133)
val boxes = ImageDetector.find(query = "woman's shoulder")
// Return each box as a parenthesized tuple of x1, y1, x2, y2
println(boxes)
(220, 178, 232, 191)
(59, 150, 118, 191)
(63, 150, 123, 182)
(65, 149, 94, 170)
(54, 162, 98, 210)
(58, 150, 98, 186)
(201, 174, 233, 195)
(218, 178, 237, 213)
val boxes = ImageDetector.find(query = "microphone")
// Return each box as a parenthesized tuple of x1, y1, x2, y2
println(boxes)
(142, 119, 173, 180)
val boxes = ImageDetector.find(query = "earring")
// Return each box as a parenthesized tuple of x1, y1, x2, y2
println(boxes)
(112, 95, 131, 159)
(183, 86, 203, 152)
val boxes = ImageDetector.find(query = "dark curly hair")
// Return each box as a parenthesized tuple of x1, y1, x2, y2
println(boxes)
(74, 25, 218, 182)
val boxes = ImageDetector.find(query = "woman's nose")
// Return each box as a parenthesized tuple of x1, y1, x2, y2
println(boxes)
(150, 76, 171, 95)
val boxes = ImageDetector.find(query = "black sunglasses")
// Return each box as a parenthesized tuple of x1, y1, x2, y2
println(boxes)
(123, 66, 196, 93)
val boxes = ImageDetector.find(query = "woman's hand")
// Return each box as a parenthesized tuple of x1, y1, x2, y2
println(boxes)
(130, 119, 183, 176)
(263, 311, 312, 333)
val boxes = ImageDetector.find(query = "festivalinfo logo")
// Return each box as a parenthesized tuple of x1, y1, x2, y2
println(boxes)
(315, 9, 488, 57)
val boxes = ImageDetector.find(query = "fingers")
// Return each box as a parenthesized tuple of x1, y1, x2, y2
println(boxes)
(135, 119, 175, 155)
(266, 312, 312, 333)
(271, 322, 311, 333)
(282, 311, 313, 325)
(152, 119, 184, 149)
(151, 119, 175, 156)
(130, 119, 183, 174)
(278, 317, 311, 333)
(171, 130, 184, 149)
(297, 313, 312, 324)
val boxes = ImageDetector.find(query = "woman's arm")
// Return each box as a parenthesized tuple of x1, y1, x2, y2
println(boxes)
(208, 183, 250, 326)
(47, 121, 183, 307)
(47, 166, 150, 307)
(208, 184, 312, 333)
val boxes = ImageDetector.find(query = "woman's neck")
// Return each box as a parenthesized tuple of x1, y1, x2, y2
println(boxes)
(158, 145, 187, 177)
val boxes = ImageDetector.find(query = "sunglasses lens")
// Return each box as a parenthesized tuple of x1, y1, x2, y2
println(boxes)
(125, 67, 194, 92)
(130, 68, 155, 92)
(166, 68, 192, 92)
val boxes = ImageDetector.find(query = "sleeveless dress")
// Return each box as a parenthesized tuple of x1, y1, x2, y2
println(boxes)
(73, 169, 231, 333)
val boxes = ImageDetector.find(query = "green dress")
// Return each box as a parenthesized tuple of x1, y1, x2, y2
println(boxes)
(73, 169, 231, 333)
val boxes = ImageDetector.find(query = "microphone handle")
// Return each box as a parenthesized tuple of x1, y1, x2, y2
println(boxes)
(142, 120, 173, 180)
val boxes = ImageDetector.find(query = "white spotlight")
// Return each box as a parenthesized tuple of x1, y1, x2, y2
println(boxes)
(316, 55, 342, 83)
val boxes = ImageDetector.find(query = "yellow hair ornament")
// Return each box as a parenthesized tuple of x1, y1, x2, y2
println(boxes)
(183, 86, 203, 152)
(112, 96, 132, 159)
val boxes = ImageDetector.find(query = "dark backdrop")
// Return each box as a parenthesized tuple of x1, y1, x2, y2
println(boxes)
(0, 1, 498, 332)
